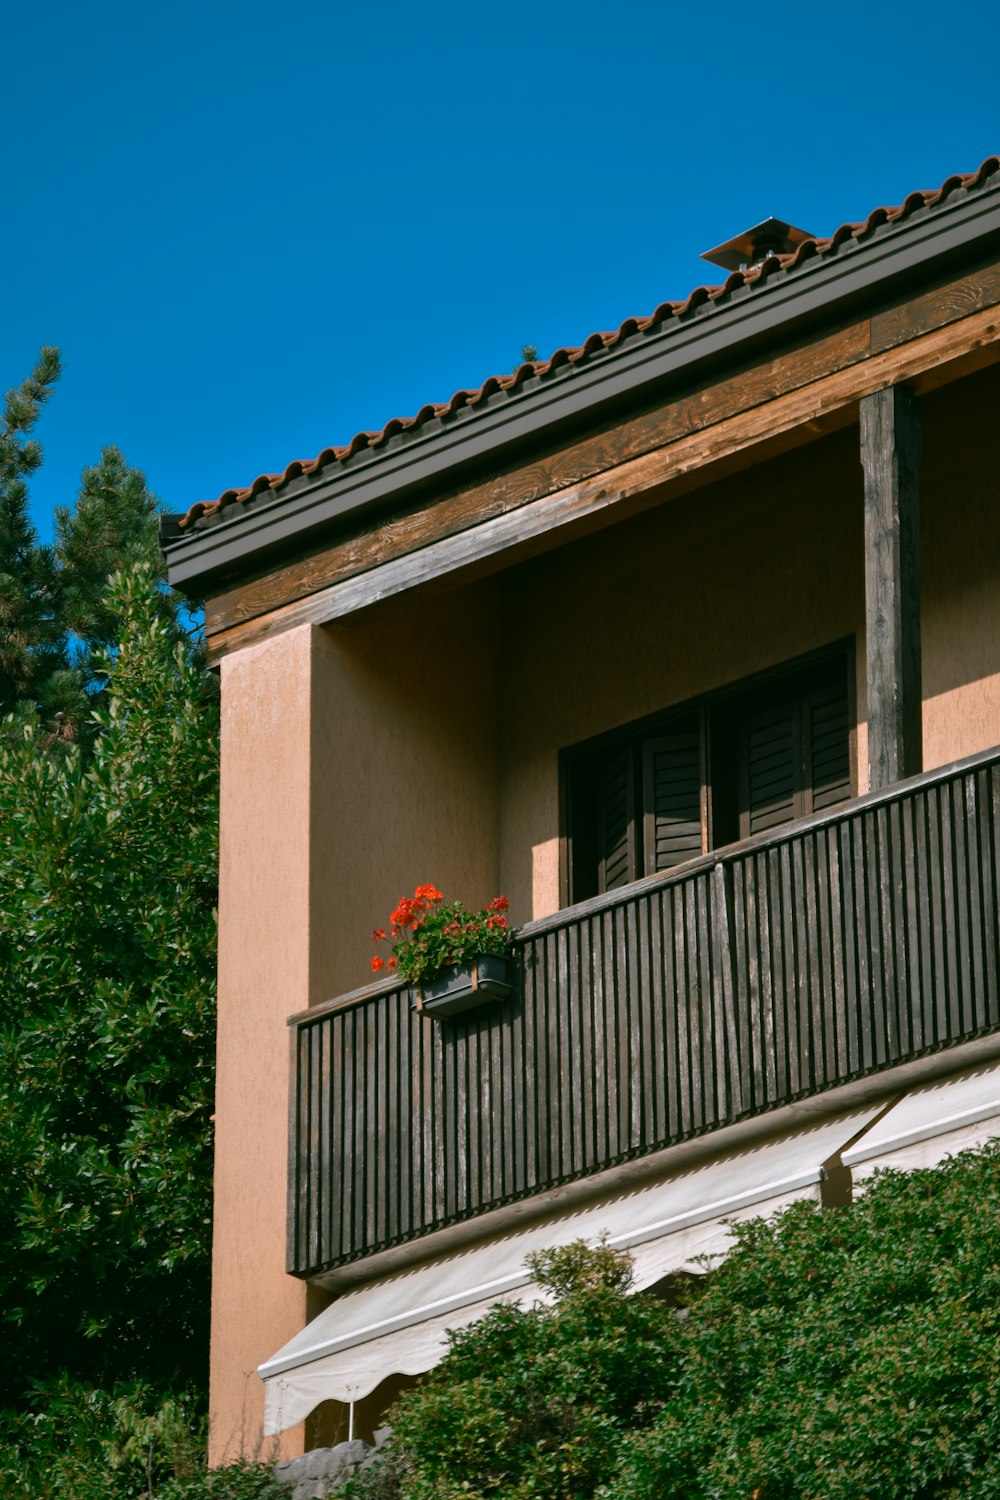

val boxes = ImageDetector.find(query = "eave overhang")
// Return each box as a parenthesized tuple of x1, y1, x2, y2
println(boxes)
(162, 176, 1000, 598)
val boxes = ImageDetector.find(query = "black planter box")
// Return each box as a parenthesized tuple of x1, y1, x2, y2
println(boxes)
(416, 952, 515, 1019)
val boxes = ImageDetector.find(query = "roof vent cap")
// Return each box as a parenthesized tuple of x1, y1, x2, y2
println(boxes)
(700, 216, 814, 273)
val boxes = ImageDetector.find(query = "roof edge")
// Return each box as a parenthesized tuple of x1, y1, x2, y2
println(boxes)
(165, 168, 1000, 596)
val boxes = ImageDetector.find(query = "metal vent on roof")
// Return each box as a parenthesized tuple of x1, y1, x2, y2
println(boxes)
(700, 217, 815, 273)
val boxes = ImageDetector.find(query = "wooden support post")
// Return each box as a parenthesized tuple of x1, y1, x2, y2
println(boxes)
(861, 384, 922, 791)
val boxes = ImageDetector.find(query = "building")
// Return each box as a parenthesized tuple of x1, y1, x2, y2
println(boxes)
(161, 154, 1000, 1465)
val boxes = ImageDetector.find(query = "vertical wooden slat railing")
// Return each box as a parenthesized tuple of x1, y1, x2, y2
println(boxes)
(288, 748, 1000, 1279)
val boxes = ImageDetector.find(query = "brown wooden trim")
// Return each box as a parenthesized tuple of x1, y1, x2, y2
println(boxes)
(288, 972, 403, 1028)
(205, 318, 873, 638)
(207, 299, 1000, 665)
(204, 262, 1000, 639)
(861, 384, 922, 789)
(870, 257, 1000, 355)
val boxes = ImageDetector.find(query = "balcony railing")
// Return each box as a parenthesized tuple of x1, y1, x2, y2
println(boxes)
(287, 747, 1000, 1280)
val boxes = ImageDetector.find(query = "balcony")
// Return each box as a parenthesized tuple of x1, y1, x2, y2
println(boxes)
(287, 747, 1000, 1282)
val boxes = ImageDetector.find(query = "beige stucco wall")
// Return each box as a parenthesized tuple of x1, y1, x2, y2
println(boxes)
(920, 368, 1000, 771)
(309, 586, 501, 1002)
(211, 626, 315, 1465)
(210, 595, 502, 1461)
(496, 427, 868, 919)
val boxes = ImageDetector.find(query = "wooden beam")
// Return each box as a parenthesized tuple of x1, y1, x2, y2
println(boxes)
(205, 302, 999, 665)
(203, 261, 1000, 643)
(870, 257, 1000, 355)
(204, 318, 873, 639)
(861, 384, 922, 790)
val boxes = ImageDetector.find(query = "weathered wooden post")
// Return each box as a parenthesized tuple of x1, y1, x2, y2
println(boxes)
(861, 384, 922, 790)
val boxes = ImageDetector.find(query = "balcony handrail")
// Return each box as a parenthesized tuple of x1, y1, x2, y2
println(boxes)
(288, 742, 1000, 1277)
(292, 742, 1000, 1027)
(521, 743, 1000, 940)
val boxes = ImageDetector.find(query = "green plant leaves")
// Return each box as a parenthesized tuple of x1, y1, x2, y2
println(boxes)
(0, 565, 219, 1402)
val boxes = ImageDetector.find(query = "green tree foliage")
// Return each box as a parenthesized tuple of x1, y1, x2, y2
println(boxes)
(345, 1144, 1000, 1500)
(0, 1378, 283, 1500)
(605, 1142, 1000, 1500)
(49, 442, 186, 744)
(0, 348, 62, 717)
(1, 350, 190, 746)
(0, 567, 219, 1404)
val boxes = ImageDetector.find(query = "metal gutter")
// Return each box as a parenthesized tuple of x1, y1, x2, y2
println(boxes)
(164, 178, 1000, 594)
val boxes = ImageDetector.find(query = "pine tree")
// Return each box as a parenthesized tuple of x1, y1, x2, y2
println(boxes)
(56, 443, 172, 653)
(0, 348, 63, 721)
(1, 351, 194, 748)
(50, 445, 186, 744)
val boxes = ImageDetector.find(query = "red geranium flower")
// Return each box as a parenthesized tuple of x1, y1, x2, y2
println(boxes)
(366, 885, 512, 986)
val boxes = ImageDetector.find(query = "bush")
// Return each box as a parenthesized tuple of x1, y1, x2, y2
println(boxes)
(604, 1141, 1000, 1500)
(158, 1465, 286, 1499)
(0, 1377, 283, 1500)
(341, 1238, 677, 1500)
(338, 1143, 1000, 1500)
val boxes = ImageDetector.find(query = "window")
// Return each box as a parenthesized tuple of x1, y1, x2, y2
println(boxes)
(564, 647, 854, 903)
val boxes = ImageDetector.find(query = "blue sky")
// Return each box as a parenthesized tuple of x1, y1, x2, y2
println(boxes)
(5, 0, 998, 540)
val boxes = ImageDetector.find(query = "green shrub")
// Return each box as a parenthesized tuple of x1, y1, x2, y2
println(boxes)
(341, 1237, 677, 1500)
(157, 1465, 286, 1499)
(339, 1143, 1000, 1500)
(603, 1141, 1000, 1500)
(0, 1379, 194, 1499)
(0, 1377, 283, 1500)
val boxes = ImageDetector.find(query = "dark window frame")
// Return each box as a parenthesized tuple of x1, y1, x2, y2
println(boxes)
(561, 639, 857, 905)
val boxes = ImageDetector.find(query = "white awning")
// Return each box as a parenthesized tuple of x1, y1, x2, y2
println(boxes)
(261, 1109, 877, 1434)
(843, 1059, 1000, 1183)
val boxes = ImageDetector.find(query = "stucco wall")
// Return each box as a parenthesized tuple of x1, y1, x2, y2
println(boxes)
(920, 367, 1000, 771)
(211, 626, 315, 1465)
(309, 586, 501, 1002)
(211, 597, 502, 1460)
(496, 428, 867, 920)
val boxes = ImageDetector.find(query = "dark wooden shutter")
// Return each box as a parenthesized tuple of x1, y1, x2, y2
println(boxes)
(642, 733, 704, 873)
(805, 680, 852, 813)
(597, 748, 636, 892)
(739, 702, 801, 838)
(738, 674, 851, 837)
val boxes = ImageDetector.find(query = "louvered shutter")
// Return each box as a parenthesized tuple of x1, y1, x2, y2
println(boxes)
(739, 701, 801, 838)
(642, 733, 705, 873)
(805, 680, 852, 813)
(597, 748, 636, 892)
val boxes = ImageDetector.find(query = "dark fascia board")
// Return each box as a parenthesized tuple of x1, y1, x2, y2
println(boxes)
(164, 178, 1000, 595)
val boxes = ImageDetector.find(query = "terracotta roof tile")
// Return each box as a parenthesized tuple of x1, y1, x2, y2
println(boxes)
(180, 154, 1000, 530)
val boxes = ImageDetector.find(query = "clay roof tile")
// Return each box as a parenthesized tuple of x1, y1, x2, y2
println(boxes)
(179, 154, 999, 529)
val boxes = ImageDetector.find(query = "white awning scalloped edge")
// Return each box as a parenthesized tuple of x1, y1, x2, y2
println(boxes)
(260, 1107, 884, 1434)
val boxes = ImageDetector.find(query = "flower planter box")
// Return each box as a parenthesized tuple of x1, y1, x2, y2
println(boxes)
(416, 952, 516, 1019)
